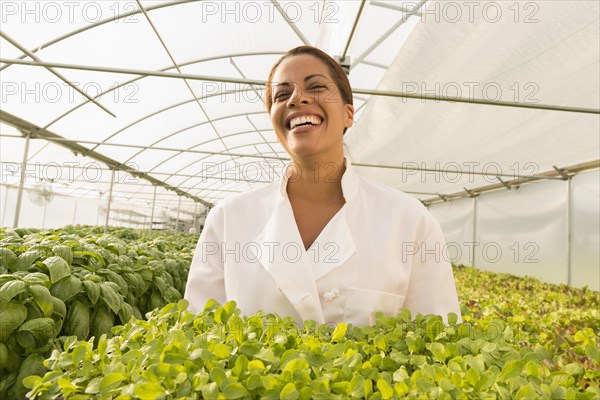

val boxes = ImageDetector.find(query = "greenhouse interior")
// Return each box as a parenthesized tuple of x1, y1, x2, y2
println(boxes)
(0, 0, 599, 399)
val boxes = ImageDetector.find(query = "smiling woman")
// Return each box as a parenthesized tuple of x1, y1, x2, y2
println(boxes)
(184, 46, 462, 326)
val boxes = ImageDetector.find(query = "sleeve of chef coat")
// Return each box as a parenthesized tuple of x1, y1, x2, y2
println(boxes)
(402, 215, 462, 323)
(184, 205, 226, 314)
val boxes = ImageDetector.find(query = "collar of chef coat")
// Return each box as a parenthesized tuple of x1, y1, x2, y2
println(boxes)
(248, 156, 358, 324)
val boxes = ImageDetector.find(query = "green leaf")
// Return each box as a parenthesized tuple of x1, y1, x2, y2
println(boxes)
(201, 382, 218, 399)
(515, 384, 537, 399)
(82, 280, 100, 305)
(349, 374, 365, 398)
(16, 318, 55, 349)
(498, 360, 523, 381)
(0, 248, 17, 270)
(66, 300, 90, 340)
(99, 372, 126, 395)
(99, 283, 123, 314)
(28, 284, 54, 317)
(255, 348, 276, 364)
(0, 280, 27, 306)
(563, 363, 584, 376)
(331, 322, 347, 341)
(0, 302, 27, 342)
(376, 378, 393, 400)
(134, 382, 166, 400)
(213, 343, 231, 359)
(53, 245, 73, 264)
(44, 256, 72, 283)
(50, 275, 82, 302)
(14, 250, 45, 272)
(280, 382, 299, 400)
(223, 383, 250, 399)
(430, 342, 446, 363)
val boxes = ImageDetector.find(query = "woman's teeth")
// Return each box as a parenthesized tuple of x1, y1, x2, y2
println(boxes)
(289, 115, 322, 129)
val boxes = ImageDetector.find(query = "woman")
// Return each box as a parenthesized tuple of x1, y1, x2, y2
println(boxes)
(184, 46, 461, 326)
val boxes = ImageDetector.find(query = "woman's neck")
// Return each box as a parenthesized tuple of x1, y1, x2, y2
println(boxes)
(286, 153, 346, 203)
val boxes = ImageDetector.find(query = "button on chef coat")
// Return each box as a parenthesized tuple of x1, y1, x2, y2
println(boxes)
(184, 159, 462, 326)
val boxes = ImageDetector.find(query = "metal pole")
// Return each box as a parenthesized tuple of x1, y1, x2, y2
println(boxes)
(42, 202, 47, 229)
(104, 168, 116, 233)
(175, 196, 182, 232)
(149, 185, 157, 234)
(566, 178, 572, 285)
(13, 133, 31, 228)
(3, 58, 599, 115)
(72, 200, 78, 225)
(2, 186, 10, 226)
(472, 196, 478, 268)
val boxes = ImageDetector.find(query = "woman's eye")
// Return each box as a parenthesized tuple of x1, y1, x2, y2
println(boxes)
(310, 84, 326, 90)
(274, 92, 289, 100)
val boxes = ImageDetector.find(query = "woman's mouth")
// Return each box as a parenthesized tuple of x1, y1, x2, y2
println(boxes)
(287, 115, 323, 130)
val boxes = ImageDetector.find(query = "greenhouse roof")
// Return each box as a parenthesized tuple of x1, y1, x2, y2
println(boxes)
(1, 0, 599, 221)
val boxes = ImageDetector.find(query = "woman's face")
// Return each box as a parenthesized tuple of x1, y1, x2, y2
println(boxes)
(269, 54, 354, 161)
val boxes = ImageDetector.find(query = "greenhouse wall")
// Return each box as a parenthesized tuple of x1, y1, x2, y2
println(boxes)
(430, 170, 600, 292)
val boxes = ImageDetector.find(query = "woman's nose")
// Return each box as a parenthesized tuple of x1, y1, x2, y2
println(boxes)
(287, 86, 310, 108)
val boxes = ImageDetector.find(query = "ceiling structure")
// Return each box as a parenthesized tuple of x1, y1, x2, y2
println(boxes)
(1, 0, 598, 223)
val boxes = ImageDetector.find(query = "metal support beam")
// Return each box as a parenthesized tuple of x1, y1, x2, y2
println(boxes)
(423, 160, 600, 205)
(496, 177, 512, 190)
(175, 196, 182, 232)
(472, 197, 478, 268)
(72, 200, 78, 225)
(351, 0, 427, 69)
(271, 0, 310, 45)
(13, 132, 31, 227)
(1, 110, 213, 208)
(566, 178, 572, 285)
(553, 165, 569, 180)
(340, 0, 366, 62)
(0, 31, 115, 117)
(3, 58, 598, 115)
(149, 185, 157, 234)
(104, 168, 116, 233)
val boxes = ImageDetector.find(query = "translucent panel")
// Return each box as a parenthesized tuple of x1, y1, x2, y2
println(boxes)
(50, 76, 199, 142)
(210, 115, 255, 138)
(0, 36, 21, 59)
(362, 12, 420, 66)
(475, 181, 568, 285)
(347, 2, 411, 60)
(127, 149, 181, 172)
(571, 170, 600, 291)
(1, 65, 94, 127)
(146, 2, 298, 61)
(349, 63, 386, 91)
(110, 103, 209, 148)
(428, 197, 475, 266)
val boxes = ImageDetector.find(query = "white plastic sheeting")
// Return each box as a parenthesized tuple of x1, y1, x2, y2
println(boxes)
(430, 171, 600, 291)
(347, 0, 599, 195)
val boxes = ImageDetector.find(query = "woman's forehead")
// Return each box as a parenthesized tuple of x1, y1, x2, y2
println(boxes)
(272, 55, 332, 82)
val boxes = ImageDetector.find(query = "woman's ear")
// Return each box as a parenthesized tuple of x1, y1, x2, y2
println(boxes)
(344, 104, 355, 129)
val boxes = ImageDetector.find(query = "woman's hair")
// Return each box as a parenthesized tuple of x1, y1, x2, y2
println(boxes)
(264, 46, 354, 112)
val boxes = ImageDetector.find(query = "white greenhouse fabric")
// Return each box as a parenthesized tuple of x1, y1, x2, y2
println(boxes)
(347, 0, 600, 196)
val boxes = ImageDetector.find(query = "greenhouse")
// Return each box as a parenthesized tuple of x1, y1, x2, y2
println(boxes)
(0, 0, 598, 399)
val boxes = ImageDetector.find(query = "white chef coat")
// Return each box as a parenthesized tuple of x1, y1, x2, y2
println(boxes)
(184, 159, 462, 326)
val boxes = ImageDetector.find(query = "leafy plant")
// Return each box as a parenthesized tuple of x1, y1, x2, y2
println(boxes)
(0, 226, 198, 399)
(25, 299, 600, 399)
